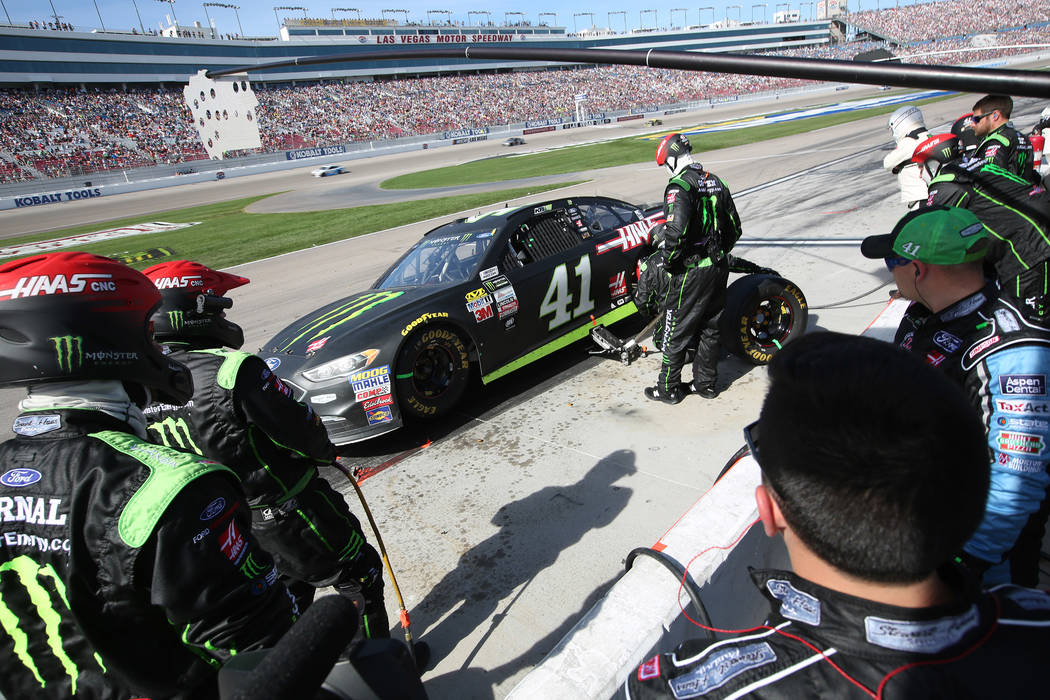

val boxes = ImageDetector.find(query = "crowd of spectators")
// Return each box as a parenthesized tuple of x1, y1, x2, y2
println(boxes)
(851, 0, 1050, 43)
(1, 0, 1047, 183)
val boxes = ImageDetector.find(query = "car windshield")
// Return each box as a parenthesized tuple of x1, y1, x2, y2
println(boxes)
(376, 226, 496, 288)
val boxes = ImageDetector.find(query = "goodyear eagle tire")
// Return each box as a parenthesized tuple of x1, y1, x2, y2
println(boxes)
(395, 326, 471, 419)
(719, 275, 808, 365)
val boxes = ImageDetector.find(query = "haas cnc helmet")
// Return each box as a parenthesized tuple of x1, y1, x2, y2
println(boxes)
(912, 133, 961, 182)
(0, 252, 192, 403)
(143, 260, 249, 350)
(656, 133, 696, 176)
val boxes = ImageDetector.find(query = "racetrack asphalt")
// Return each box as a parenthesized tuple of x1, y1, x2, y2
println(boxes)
(3, 86, 1047, 699)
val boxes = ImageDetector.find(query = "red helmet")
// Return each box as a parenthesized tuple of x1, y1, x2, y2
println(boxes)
(0, 252, 192, 403)
(911, 134, 960, 166)
(142, 260, 249, 349)
(656, 133, 694, 173)
(950, 113, 979, 153)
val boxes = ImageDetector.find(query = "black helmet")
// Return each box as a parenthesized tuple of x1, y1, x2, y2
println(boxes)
(950, 113, 979, 154)
(0, 252, 192, 403)
(656, 133, 694, 174)
(143, 260, 249, 350)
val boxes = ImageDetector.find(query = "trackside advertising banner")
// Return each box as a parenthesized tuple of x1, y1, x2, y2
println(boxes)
(0, 222, 202, 259)
(286, 145, 347, 160)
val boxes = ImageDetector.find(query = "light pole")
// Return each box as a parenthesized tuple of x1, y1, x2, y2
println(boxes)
(800, 1, 813, 18)
(427, 8, 451, 24)
(726, 4, 741, 23)
(332, 6, 360, 22)
(154, 0, 177, 26)
(775, 2, 791, 18)
(572, 12, 593, 33)
(505, 11, 524, 26)
(130, 0, 145, 32)
(670, 7, 687, 28)
(381, 8, 408, 24)
(204, 3, 241, 35)
(93, 0, 106, 29)
(751, 3, 766, 22)
(538, 11, 555, 26)
(698, 6, 714, 25)
(468, 10, 489, 25)
(640, 8, 656, 29)
(609, 9, 626, 32)
(273, 5, 305, 32)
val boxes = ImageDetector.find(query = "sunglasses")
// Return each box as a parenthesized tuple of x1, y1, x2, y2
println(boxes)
(970, 111, 995, 123)
(884, 256, 913, 271)
(744, 419, 783, 492)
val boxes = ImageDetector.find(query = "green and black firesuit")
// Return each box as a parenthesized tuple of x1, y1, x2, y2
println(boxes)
(924, 160, 1050, 318)
(144, 347, 390, 639)
(972, 122, 1038, 184)
(0, 407, 296, 700)
(655, 163, 742, 396)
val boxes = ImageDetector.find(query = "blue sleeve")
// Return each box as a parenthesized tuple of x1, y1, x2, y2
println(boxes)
(963, 346, 1050, 565)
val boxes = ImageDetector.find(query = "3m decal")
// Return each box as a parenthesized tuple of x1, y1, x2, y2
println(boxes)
(147, 416, 203, 456)
(473, 304, 495, 322)
(0, 556, 105, 692)
(540, 254, 594, 331)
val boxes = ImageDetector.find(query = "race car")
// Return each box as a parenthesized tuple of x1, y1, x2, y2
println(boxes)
(503, 137, 526, 146)
(260, 195, 806, 444)
(311, 164, 346, 177)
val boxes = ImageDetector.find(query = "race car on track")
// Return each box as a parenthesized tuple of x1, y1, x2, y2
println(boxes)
(311, 164, 346, 177)
(260, 195, 807, 444)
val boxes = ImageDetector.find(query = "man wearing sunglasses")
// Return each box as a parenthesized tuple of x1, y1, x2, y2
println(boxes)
(861, 206, 1050, 587)
(969, 94, 1038, 184)
(627, 333, 1050, 699)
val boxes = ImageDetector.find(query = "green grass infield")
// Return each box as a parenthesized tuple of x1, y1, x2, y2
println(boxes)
(381, 94, 953, 190)
(2, 182, 583, 270)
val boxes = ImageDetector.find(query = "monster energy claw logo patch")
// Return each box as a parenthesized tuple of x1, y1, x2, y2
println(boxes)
(50, 336, 82, 373)
(168, 310, 185, 331)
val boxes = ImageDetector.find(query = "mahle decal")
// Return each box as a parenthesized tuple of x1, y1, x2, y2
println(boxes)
(50, 336, 83, 373)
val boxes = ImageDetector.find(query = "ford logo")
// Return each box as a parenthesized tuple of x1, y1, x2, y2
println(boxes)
(199, 497, 227, 521)
(1, 468, 42, 488)
(264, 357, 281, 370)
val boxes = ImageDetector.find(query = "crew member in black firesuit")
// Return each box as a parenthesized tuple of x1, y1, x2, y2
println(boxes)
(626, 332, 1050, 699)
(0, 252, 297, 700)
(969, 94, 1038, 183)
(140, 260, 413, 653)
(644, 133, 741, 404)
(911, 132, 1050, 318)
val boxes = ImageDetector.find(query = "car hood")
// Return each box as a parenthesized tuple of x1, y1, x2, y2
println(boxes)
(261, 285, 446, 360)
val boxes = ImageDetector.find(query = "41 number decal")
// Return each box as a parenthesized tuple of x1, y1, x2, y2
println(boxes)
(540, 254, 595, 331)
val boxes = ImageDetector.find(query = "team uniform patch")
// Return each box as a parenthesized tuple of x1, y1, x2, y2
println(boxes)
(865, 605, 979, 652)
(932, 331, 962, 354)
(638, 655, 661, 681)
(669, 642, 777, 698)
(12, 414, 62, 436)
(1000, 374, 1046, 396)
(767, 578, 821, 625)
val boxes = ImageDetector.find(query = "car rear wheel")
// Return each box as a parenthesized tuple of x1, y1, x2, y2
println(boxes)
(395, 326, 471, 419)
(719, 274, 808, 365)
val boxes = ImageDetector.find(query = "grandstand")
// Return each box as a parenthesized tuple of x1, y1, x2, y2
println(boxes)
(0, 0, 1046, 184)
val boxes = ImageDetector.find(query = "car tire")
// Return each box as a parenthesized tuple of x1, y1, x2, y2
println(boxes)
(719, 274, 808, 365)
(395, 326, 471, 419)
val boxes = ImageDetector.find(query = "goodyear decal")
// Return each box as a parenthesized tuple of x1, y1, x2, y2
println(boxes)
(278, 291, 403, 352)
(401, 312, 449, 336)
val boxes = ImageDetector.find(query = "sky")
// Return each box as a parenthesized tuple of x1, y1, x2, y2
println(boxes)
(2, 0, 930, 37)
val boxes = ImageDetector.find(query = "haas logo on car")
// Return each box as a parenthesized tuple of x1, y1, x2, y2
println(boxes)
(153, 275, 204, 290)
(595, 214, 662, 255)
(0, 274, 115, 298)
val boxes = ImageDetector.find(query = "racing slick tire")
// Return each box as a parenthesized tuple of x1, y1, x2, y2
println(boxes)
(719, 274, 808, 365)
(395, 326, 471, 419)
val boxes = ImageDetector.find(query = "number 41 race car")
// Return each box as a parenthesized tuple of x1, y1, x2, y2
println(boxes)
(260, 195, 807, 444)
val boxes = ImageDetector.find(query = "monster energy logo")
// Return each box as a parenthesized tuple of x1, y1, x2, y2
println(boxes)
(239, 551, 269, 579)
(49, 336, 83, 373)
(279, 291, 405, 352)
(0, 555, 105, 692)
(147, 417, 202, 455)
(167, 310, 186, 331)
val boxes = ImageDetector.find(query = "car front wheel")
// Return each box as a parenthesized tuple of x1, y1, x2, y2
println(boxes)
(719, 274, 808, 365)
(395, 326, 471, 419)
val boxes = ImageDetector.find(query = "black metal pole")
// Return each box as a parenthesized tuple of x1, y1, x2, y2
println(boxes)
(204, 46, 1050, 98)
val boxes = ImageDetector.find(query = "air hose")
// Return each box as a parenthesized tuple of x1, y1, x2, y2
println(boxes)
(624, 547, 715, 640)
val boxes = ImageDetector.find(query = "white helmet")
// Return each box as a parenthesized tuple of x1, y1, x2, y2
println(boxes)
(888, 105, 926, 143)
